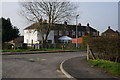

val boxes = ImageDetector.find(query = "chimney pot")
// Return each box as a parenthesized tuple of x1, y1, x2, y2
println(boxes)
(78, 23, 81, 26)
(39, 18, 42, 22)
(64, 21, 67, 25)
(43, 19, 47, 23)
(108, 26, 110, 29)
(87, 23, 89, 27)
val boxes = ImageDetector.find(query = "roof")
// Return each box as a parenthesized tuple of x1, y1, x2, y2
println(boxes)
(13, 36, 24, 43)
(102, 27, 117, 34)
(24, 22, 98, 32)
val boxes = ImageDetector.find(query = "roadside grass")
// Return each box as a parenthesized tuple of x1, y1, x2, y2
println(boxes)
(64, 47, 86, 50)
(2, 47, 86, 52)
(2, 48, 63, 52)
(88, 59, 120, 76)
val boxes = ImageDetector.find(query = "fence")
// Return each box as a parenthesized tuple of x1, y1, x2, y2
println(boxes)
(26, 43, 86, 49)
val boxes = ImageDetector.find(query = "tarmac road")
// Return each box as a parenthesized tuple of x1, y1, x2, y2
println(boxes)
(2, 51, 86, 78)
(62, 56, 118, 80)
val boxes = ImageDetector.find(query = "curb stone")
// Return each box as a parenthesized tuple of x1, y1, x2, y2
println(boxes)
(2, 50, 82, 55)
(60, 56, 119, 80)
(60, 57, 77, 80)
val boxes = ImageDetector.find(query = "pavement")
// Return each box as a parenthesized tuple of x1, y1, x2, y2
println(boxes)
(61, 56, 119, 80)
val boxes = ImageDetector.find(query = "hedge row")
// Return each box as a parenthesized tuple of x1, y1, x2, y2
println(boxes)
(88, 36, 120, 62)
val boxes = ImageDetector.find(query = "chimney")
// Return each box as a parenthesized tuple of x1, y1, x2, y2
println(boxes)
(108, 26, 110, 29)
(39, 18, 42, 23)
(43, 19, 47, 23)
(87, 23, 90, 27)
(86, 23, 90, 34)
(78, 23, 81, 26)
(64, 21, 67, 25)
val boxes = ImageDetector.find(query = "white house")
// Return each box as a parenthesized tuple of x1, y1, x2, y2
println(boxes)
(24, 29, 54, 45)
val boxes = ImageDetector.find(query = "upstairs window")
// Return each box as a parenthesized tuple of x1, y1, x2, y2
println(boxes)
(59, 31, 62, 36)
(54, 30, 58, 36)
(79, 31, 82, 36)
(82, 32, 85, 36)
(66, 31, 69, 35)
(72, 31, 75, 35)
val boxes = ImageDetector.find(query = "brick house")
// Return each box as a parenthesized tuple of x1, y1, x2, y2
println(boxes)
(101, 26, 119, 36)
(24, 21, 99, 45)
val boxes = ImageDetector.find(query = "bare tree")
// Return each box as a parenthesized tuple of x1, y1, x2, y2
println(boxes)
(20, 0, 77, 45)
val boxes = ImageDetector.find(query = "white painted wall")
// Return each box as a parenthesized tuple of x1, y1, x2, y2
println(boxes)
(47, 30, 54, 43)
(24, 29, 54, 44)
(24, 29, 39, 44)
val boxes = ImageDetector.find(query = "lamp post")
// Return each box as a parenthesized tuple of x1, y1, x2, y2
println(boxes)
(76, 14, 79, 48)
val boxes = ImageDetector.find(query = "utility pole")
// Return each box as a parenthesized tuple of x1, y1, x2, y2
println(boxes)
(76, 14, 79, 48)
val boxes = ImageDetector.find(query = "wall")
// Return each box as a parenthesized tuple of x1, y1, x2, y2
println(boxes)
(24, 30, 55, 44)
(72, 37, 82, 44)
(24, 29, 38, 44)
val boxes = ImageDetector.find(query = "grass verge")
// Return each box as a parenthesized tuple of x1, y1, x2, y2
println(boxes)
(2, 48, 63, 52)
(88, 59, 120, 76)
(2, 47, 86, 52)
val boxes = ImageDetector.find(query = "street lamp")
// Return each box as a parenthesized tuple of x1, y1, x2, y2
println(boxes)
(76, 14, 79, 48)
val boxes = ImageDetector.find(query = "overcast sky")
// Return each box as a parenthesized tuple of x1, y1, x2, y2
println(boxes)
(0, 1, 119, 35)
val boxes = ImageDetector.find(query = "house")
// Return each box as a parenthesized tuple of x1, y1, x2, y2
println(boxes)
(101, 26, 119, 36)
(24, 21, 99, 45)
(8, 36, 24, 49)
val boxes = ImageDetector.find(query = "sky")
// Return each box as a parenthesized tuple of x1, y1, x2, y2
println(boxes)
(0, 0, 119, 35)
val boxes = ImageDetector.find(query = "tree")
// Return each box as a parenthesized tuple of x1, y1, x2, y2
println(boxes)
(20, 1, 77, 44)
(1, 17, 20, 42)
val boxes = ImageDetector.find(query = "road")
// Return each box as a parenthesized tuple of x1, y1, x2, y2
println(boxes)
(2, 51, 86, 78)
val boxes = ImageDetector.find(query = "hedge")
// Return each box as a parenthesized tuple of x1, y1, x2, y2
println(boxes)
(88, 36, 120, 62)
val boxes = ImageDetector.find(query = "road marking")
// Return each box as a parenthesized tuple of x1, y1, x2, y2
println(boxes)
(28, 59, 35, 62)
(37, 58, 40, 61)
(41, 59, 46, 61)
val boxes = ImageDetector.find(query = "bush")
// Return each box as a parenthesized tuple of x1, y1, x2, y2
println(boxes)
(88, 36, 120, 62)
(82, 35, 90, 49)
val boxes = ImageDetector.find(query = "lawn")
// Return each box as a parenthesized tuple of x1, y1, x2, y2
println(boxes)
(88, 59, 120, 76)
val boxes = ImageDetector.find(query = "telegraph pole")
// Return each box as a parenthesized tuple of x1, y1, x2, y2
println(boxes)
(76, 14, 79, 48)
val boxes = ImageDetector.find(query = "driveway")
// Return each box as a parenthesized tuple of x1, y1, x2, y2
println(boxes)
(2, 51, 86, 78)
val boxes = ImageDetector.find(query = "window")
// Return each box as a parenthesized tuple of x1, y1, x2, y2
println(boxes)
(27, 39, 28, 43)
(31, 40, 33, 44)
(66, 31, 69, 35)
(59, 31, 62, 36)
(82, 32, 85, 36)
(93, 32, 96, 36)
(29, 30, 32, 33)
(72, 31, 75, 35)
(79, 31, 81, 36)
(54, 30, 58, 36)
